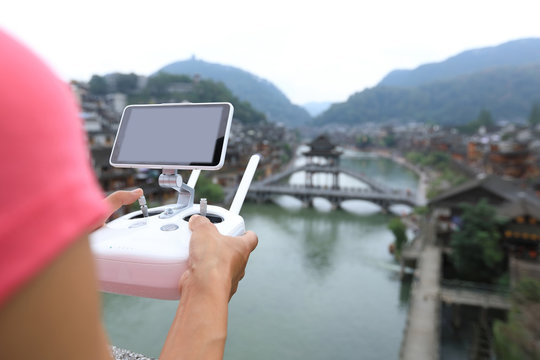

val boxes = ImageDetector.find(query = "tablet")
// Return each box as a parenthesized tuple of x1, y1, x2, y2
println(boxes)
(110, 102, 233, 170)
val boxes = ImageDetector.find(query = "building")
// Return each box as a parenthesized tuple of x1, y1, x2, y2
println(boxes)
(302, 134, 343, 188)
(487, 141, 536, 179)
(428, 174, 540, 280)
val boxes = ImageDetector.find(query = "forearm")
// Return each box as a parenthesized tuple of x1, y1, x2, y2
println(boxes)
(160, 270, 231, 360)
(160, 216, 258, 360)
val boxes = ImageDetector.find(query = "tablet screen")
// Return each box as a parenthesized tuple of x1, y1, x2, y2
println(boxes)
(110, 103, 233, 169)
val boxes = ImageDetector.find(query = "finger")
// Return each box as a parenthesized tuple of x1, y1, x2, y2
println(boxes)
(188, 214, 215, 232)
(239, 230, 258, 252)
(106, 189, 143, 213)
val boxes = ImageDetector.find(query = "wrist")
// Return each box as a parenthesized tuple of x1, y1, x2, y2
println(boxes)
(180, 266, 232, 301)
(162, 268, 230, 359)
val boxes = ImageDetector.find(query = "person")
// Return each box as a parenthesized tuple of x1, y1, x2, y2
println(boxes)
(0, 29, 258, 359)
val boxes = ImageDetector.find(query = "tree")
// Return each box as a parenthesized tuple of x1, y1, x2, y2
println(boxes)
(476, 108, 494, 129)
(413, 206, 428, 216)
(450, 199, 505, 282)
(355, 134, 372, 149)
(493, 278, 540, 359)
(89, 75, 108, 95)
(528, 102, 540, 126)
(131, 73, 266, 124)
(194, 174, 224, 204)
(115, 73, 139, 94)
(143, 72, 192, 99)
(388, 217, 407, 257)
(382, 133, 396, 148)
(458, 109, 495, 134)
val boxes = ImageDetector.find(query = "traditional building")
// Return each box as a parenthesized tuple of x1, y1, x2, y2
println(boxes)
(302, 134, 343, 188)
(486, 141, 535, 179)
(498, 196, 540, 261)
(428, 175, 540, 282)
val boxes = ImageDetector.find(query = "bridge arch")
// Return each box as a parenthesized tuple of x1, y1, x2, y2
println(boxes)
(248, 138, 418, 211)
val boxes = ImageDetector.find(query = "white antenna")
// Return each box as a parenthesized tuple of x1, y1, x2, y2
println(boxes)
(229, 154, 261, 215)
(187, 169, 201, 188)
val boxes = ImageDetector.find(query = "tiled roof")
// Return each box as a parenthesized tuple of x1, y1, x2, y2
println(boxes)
(429, 175, 540, 207)
(497, 196, 540, 220)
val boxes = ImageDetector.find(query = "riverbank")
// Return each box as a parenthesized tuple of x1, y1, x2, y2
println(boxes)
(368, 149, 431, 206)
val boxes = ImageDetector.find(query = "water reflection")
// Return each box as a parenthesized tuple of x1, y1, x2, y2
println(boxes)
(240, 203, 398, 278)
(225, 203, 411, 360)
(341, 200, 382, 215)
(300, 213, 339, 276)
(399, 277, 413, 309)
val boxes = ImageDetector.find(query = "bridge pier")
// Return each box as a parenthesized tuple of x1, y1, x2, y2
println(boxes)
(302, 198, 313, 208)
(451, 303, 462, 329)
(328, 197, 340, 210)
(332, 173, 339, 190)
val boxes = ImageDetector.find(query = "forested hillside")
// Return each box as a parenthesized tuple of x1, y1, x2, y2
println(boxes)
(316, 64, 540, 125)
(379, 38, 540, 87)
(89, 72, 266, 124)
(158, 58, 312, 126)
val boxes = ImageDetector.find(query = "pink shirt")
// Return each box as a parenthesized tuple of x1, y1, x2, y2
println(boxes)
(0, 30, 109, 305)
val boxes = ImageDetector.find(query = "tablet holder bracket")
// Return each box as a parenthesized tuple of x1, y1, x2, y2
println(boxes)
(158, 169, 194, 219)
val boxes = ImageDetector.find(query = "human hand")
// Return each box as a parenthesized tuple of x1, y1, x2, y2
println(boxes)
(103, 188, 144, 220)
(182, 215, 258, 300)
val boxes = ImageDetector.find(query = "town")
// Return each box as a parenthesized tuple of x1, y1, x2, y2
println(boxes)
(73, 74, 539, 359)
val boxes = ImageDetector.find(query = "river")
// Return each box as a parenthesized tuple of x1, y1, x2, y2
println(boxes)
(101, 151, 419, 359)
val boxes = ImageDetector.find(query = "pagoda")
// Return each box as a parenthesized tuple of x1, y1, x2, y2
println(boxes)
(302, 134, 343, 188)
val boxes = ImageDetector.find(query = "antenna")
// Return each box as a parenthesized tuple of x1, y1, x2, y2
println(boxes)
(187, 169, 201, 188)
(229, 154, 261, 215)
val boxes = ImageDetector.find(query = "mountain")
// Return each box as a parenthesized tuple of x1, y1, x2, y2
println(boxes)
(317, 64, 540, 126)
(303, 101, 332, 117)
(317, 38, 540, 126)
(157, 58, 312, 126)
(379, 38, 540, 87)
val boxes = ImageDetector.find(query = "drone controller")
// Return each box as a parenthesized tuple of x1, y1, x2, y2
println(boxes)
(90, 102, 260, 300)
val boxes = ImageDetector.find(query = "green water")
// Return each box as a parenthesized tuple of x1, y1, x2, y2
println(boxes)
(101, 154, 418, 359)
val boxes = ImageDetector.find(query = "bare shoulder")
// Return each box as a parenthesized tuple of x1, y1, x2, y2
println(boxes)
(0, 236, 112, 360)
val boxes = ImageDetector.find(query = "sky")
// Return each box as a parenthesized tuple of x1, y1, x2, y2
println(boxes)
(3, 0, 540, 105)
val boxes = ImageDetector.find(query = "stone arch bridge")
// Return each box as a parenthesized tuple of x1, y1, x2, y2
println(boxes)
(247, 164, 418, 211)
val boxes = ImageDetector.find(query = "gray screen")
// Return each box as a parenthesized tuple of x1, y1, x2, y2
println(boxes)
(114, 105, 225, 165)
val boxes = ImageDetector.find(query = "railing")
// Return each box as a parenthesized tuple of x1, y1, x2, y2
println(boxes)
(257, 164, 403, 194)
(249, 184, 417, 204)
(440, 279, 510, 295)
(440, 279, 511, 310)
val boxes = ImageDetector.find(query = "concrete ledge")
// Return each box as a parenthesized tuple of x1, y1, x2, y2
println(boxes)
(112, 346, 155, 360)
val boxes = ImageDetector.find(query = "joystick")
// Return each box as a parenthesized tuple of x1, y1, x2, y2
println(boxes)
(89, 102, 260, 300)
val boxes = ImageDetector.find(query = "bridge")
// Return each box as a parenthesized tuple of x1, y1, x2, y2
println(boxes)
(258, 164, 392, 193)
(247, 163, 418, 210)
(440, 279, 510, 310)
(246, 136, 419, 210)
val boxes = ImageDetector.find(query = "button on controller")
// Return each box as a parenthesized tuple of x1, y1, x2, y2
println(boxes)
(160, 224, 179, 231)
(129, 221, 147, 229)
(159, 207, 176, 219)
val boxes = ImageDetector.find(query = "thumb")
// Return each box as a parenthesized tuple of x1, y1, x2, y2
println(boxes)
(106, 188, 143, 213)
(238, 230, 258, 252)
(188, 214, 214, 232)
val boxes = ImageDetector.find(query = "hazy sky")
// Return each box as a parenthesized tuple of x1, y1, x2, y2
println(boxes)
(3, 0, 540, 104)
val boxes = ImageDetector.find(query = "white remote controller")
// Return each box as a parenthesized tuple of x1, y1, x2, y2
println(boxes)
(90, 154, 260, 300)
(89, 102, 260, 300)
